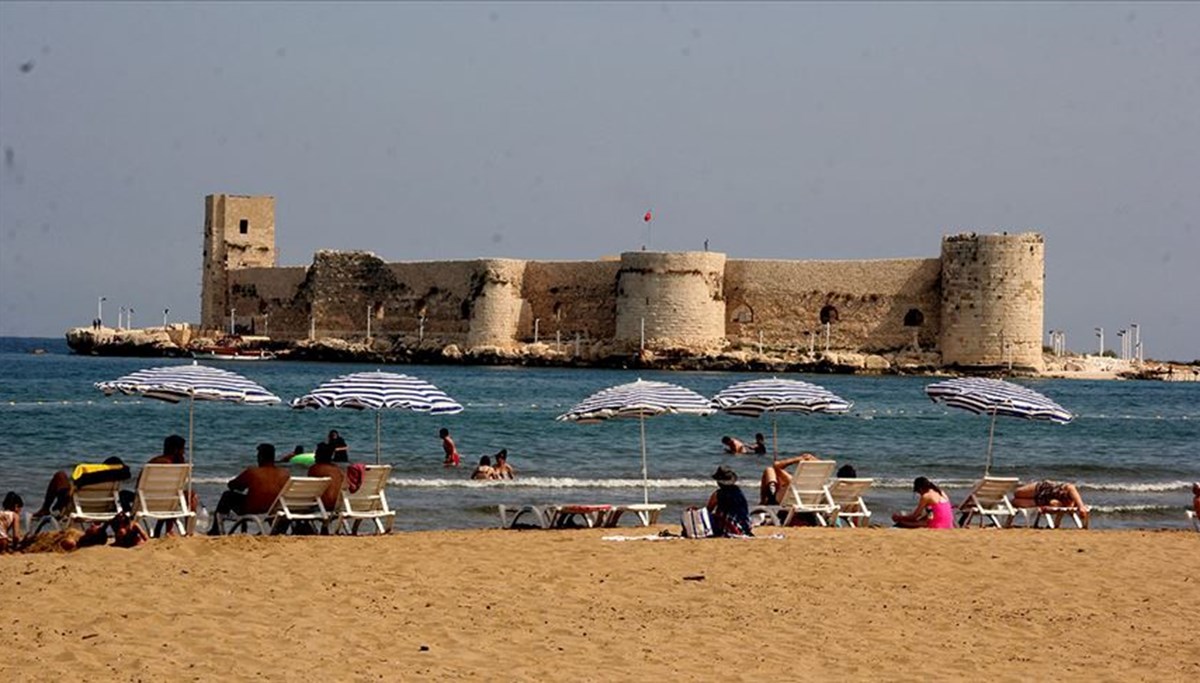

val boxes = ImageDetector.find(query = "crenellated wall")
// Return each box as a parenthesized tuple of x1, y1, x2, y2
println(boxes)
(615, 251, 727, 350)
(199, 194, 1050, 369)
(939, 233, 1044, 371)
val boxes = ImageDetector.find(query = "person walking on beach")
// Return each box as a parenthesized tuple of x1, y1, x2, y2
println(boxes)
(493, 449, 515, 479)
(440, 428, 461, 468)
(208, 444, 290, 535)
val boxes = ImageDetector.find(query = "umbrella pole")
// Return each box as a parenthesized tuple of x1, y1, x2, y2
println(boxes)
(772, 415, 779, 462)
(985, 408, 998, 475)
(188, 393, 195, 501)
(639, 412, 649, 506)
(375, 411, 382, 465)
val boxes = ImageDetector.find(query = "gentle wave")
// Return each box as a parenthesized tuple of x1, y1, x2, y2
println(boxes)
(1090, 504, 1182, 514)
(385, 476, 713, 489)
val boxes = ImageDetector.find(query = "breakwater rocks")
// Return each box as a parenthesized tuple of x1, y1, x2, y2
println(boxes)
(65, 326, 950, 375)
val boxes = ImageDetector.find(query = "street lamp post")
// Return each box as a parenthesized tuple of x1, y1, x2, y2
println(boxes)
(128, 307, 134, 330)
(229, 307, 236, 336)
(1094, 327, 1104, 356)
(163, 308, 169, 329)
(119, 306, 126, 330)
(97, 296, 107, 327)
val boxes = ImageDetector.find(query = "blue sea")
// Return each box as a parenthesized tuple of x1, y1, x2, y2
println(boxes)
(1, 337, 1196, 531)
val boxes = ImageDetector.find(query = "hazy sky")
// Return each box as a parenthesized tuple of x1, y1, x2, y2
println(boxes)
(1, 2, 1197, 360)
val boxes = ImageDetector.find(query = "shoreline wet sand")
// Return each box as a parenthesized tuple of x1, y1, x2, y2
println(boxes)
(2, 528, 1197, 681)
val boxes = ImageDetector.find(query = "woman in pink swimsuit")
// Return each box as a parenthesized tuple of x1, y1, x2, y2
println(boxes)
(892, 476, 954, 529)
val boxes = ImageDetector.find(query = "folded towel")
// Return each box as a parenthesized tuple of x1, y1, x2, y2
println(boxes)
(346, 463, 366, 493)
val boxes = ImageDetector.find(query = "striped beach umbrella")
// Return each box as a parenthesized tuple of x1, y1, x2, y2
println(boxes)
(96, 361, 281, 495)
(712, 377, 853, 459)
(291, 371, 463, 464)
(925, 377, 1073, 474)
(557, 379, 714, 504)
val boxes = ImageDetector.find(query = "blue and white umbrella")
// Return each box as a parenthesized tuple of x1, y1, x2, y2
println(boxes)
(557, 379, 715, 504)
(925, 377, 1073, 474)
(291, 371, 463, 463)
(96, 361, 281, 495)
(712, 377, 853, 459)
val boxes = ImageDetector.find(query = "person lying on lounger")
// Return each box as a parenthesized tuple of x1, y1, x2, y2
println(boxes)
(892, 476, 954, 529)
(31, 456, 131, 519)
(758, 453, 819, 505)
(1011, 480, 1090, 526)
(207, 444, 290, 535)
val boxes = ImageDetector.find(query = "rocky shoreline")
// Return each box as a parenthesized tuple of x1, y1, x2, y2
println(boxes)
(63, 325, 1195, 380)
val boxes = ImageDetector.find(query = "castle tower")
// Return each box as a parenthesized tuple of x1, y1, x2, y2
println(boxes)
(465, 259, 528, 349)
(939, 232, 1045, 372)
(201, 194, 276, 333)
(615, 251, 728, 350)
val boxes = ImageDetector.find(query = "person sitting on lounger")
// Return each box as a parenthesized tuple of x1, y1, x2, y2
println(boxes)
(892, 476, 954, 529)
(471, 455, 497, 480)
(721, 435, 749, 454)
(207, 444, 291, 535)
(758, 453, 819, 505)
(31, 456, 131, 519)
(307, 442, 344, 514)
(837, 464, 857, 478)
(1012, 480, 1090, 526)
(707, 465, 753, 537)
(493, 449, 515, 480)
(752, 433, 767, 455)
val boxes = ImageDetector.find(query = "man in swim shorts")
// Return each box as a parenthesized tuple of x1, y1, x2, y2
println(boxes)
(440, 428, 461, 467)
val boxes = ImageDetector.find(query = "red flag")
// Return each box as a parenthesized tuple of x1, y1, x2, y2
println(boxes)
(643, 210, 653, 222)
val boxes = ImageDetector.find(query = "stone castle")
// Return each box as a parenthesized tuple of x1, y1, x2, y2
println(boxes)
(200, 193, 1047, 372)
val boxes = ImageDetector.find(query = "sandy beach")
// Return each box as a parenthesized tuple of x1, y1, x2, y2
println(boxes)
(2, 527, 1197, 681)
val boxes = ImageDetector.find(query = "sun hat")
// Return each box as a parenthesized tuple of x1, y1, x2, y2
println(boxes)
(712, 465, 738, 485)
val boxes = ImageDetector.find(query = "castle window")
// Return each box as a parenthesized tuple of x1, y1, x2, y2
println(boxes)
(239, 219, 249, 234)
(904, 308, 925, 327)
(731, 303, 754, 324)
(819, 305, 839, 325)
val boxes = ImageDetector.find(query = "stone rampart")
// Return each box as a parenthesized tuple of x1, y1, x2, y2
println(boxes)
(724, 258, 942, 352)
(939, 232, 1044, 371)
(522, 261, 621, 343)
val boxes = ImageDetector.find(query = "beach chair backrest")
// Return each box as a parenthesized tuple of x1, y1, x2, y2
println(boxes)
(969, 477, 1020, 505)
(343, 465, 392, 514)
(277, 476, 332, 518)
(136, 464, 192, 515)
(829, 478, 874, 507)
(786, 460, 837, 506)
(73, 480, 122, 517)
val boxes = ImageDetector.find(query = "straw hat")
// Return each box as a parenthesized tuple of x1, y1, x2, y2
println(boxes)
(712, 465, 738, 485)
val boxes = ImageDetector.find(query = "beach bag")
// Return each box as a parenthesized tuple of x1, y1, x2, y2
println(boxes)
(681, 507, 713, 539)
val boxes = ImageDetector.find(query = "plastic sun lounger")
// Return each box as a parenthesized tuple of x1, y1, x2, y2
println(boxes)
(68, 480, 124, 530)
(764, 460, 840, 527)
(220, 477, 333, 535)
(1018, 505, 1088, 530)
(829, 477, 875, 528)
(498, 504, 557, 529)
(336, 465, 395, 535)
(602, 503, 667, 528)
(132, 464, 195, 537)
(957, 477, 1020, 528)
(1189, 510, 1199, 532)
(549, 504, 612, 528)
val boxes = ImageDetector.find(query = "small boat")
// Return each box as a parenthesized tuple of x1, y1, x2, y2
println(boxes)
(191, 346, 277, 361)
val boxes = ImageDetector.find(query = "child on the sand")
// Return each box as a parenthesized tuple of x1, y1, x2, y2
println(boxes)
(0, 492, 23, 552)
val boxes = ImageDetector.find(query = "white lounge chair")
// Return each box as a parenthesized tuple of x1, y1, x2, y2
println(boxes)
(1188, 510, 1199, 532)
(220, 477, 333, 535)
(67, 480, 124, 529)
(751, 460, 840, 527)
(603, 503, 667, 527)
(498, 504, 557, 529)
(336, 465, 395, 535)
(829, 478, 875, 528)
(1020, 505, 1088, 529)
(957, 477, 1020, 528)
(132, 464, 195, 537)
